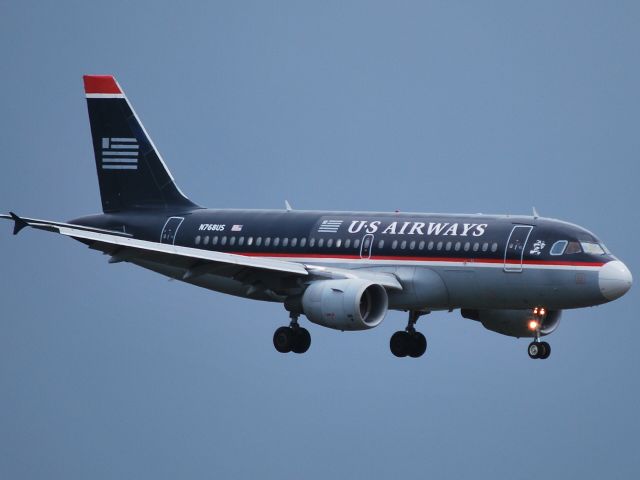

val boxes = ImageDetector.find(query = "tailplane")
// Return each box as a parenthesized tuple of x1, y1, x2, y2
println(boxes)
(84, 75, 198, 212)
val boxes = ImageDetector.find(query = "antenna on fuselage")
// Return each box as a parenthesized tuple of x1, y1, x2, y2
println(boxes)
(285, 200, 293, 212)
(532, 206, 540, 219)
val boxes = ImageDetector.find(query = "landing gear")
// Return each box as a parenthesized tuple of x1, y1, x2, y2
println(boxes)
(527, 307, 551, 360)
(528, 341, 551, 360)
(390, 311, 428, 358)
(273, 313, 311, 354)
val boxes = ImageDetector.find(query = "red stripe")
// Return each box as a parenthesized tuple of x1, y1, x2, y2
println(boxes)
(83, 75, 121, 94)
(229, 251, 605, 267)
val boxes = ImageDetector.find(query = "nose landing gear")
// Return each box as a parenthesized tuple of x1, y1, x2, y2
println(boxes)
(527, 307, 551, 360)
(273, 313, 311, 354)
(390, 310, 428, 358)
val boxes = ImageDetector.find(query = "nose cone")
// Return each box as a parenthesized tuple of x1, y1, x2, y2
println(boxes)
(599, 260, 633, 301)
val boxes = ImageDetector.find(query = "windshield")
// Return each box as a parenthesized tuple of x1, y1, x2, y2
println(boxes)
(580, 241, 605, 255)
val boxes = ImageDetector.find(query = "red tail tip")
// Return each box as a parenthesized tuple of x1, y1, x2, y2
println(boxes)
(83, 75, 121, 94)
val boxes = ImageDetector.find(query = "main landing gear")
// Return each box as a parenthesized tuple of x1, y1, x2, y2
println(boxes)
(390, 311, 428, 358)
(527, 307, 551, 360)
(273, 313, 311, 354)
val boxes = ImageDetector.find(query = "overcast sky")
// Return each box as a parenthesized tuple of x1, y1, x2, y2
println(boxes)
(1, 1, 638, 478)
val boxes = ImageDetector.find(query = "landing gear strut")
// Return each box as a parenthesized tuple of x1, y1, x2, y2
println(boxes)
(273, 313, 311, 354)
(527, 307, 551, 360)
(390, 311, 428, 358)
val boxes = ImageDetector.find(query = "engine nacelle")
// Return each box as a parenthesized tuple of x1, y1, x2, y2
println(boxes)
(461, 308, 562, 338)
(301, 279, 388, 331)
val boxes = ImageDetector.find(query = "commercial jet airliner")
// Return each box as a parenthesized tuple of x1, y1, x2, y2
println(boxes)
(2, 76, 633, 359)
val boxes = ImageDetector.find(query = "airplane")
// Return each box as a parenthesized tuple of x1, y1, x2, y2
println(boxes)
(1, 75, 633, 360)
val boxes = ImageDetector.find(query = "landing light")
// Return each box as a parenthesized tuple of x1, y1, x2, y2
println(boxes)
(528, 320, 539, 331)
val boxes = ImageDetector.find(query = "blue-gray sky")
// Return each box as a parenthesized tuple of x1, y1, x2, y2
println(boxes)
(1, 1, 638, 478)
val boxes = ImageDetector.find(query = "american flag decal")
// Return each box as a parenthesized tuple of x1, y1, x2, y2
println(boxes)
(318, 220, 343, 233)
(231, 224, 243, 232)
(101, 137, 139, 170)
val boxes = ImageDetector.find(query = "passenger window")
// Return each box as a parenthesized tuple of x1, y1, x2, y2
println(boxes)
(318, 238, 324, 247)
(335, 239, 341, 248)
(454, 242, 461, 251)
(230, 237, 236, 246)
(327, 239, 333, 248)
(428, 241, 434, 250)
(255, 237, 261, 246)
(566, 241, 582, 254)
(464, 242, 470, 252)
(354, 239, 361, 248)
(419, 240, 425, 250)
(204, 236, 210, 246)
(392, 240, 398, 250)
(400, 240, 407, 250)
(292, 238, 298, 247)
(195, 235, 201, 245)
(410, 240, 416, 250)
(378, 240, 384, 249)
(309, 238, 315, 247)
(482, 242, 488, 252)
(445, 241, 452, 251)
(437, 241, 443, 251)
(273, 238, 280, 247)
(300, 238, 307, 247)
(264, 237, 271, 247)
(491, 242, 498, 252)
(212, 236, 219, 246)
(473, 242, 479, 252)
(283, 238, 289, 247)
(221, 236, 227, 246)
(238, 237, 244, 246)
(247, 237, 253, 246)
(344, 239, 351, 248)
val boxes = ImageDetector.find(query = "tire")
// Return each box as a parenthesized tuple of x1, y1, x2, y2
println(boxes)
(292, 327, 311, 354)
(273, 326, 294, 353)
(390, 331, 410, 357)
(539, 341, 551, 359)
(408, 332, 427, 358)
(528, 342, 540, 359)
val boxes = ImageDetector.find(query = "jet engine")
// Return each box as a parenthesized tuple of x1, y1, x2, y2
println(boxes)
(301, 279, 388, 331)
(461, 308, 562, 338)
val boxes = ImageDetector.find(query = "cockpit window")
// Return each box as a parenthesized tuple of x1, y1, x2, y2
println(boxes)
(601, 244, 611, 255)
(565, 241, 582, 254)
(580, 241, 605, 255)
(550, 240, 567, 255)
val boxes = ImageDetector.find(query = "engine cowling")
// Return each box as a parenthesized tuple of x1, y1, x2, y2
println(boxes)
(301, 279, 388, 331)
(461, 308, 562, 338)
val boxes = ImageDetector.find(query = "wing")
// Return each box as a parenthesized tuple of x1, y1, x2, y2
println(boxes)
(1, 213, 402, 295)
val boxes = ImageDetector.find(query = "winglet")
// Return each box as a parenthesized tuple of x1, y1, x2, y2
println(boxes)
(532, 207, 540, 219)
(9, 212, 29, 235)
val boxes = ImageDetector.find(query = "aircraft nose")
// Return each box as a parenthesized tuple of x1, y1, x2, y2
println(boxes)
(599, 260, 633, 301)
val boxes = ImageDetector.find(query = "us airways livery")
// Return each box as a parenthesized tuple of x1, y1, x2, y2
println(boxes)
(2, 76, 633, 360)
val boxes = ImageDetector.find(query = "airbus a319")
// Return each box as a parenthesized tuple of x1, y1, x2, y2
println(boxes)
(2, 76, 632, 360)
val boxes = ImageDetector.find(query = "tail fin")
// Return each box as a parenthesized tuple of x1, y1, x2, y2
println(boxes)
(83, 75, 198, 212)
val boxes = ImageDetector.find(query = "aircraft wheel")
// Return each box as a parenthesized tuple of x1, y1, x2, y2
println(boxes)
(409, 332, 427, 358)
(539, 341, 551, 359)
(528, 341, 541, 359)
(273, 326, 295, 353)
(390, 331, 410, 357)
(292, 327, 311, 354)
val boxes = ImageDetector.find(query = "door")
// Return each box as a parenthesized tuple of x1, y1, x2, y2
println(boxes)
(504, 225, 533, 272)
(160, 216, 184, 244)
(360, 234, 374, 259)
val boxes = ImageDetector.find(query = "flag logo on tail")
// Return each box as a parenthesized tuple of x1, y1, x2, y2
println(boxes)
(101, 137, 139, 170)
(318, 220, 343, 233)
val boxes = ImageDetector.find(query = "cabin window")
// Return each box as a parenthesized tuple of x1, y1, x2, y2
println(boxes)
(473, 242, 479, 252)
(273, 238, 280, 247)
(195, 235, 201, 245)
(454, 241, 461, 251)
(327, 239, 334, 248)
(428, 241, 434, 251)
(282, 238, 289, 247)
(212, 236, 219, 246)
(309, 238, 315, 247)
(318, 238, 324, 247)
(566, 241, 582, 254)
(392, 240, 398, 250)
(437, 241, 443, 251)
(221, 236, 227, 246)
(400, 240, 407, 250)
(491, 242, 498, 252)
(203, 235, 210, 246)
(445, 241, 452, 251)
(229, 236, 236, 246)
(238, 237, 245, 246)
(419, 240, 425, 250)
(464, 242, 470, 252)
(410, 240, 416, 250)
(300, 238, 307, 247)
(247, 237, 253, 246)
(482, 242, 488, 252)
(335, 239, 341, 248)
(344, 239, 350, 248)
(378, 240, 384, 249)
(291, 238, 298, 247)
(264, 237, 271, 247)
(354, 239, 361, 248)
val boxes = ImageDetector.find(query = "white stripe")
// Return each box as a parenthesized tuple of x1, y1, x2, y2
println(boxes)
(109, 144, 139, 149)
(86, 93, 125, 99)
(102, 158, 138, 163)
(102, 165, 138, 170)
(102, 151, 139, 156)
(111, 137, 137, 142)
